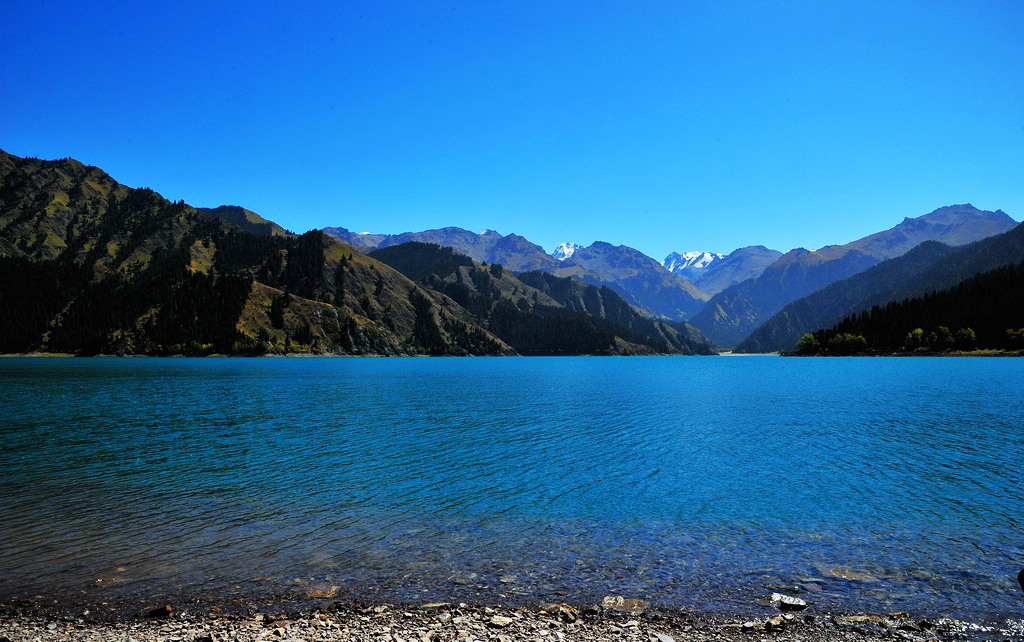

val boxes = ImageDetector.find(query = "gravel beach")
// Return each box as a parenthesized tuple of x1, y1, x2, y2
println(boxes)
(0, 597, 1014, 642)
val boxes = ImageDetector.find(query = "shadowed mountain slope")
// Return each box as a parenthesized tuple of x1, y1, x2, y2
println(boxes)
(689, 204, 1017, 347)
(740, 220, 1024, 353)
(805, 258, 1024, 354)
(370, 242, 714, 355)
(1, 150, 710, 357)
(745, 221, 1024, 352)
(735, 241, 958, 353)
(326, 226, 710, 321)
(0, 151, 514, 356)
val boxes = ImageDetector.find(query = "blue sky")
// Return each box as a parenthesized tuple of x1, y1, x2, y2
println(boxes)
(3, 1, 1022, 260)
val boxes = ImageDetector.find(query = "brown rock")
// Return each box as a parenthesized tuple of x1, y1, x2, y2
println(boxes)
(550, 604, 578, 622)
(269, 619, 295, 629)
(765, 616, 786, 632)
(602, 596, 648, 614)
(146, 605, 173, 619)
(489, 615, 514, 628)
(421, 603, 450, 610)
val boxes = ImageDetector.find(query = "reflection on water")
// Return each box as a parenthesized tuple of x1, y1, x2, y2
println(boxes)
(1, 356, 1022, 624)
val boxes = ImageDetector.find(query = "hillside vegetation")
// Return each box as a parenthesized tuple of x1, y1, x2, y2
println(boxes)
(741, 222, 1024, 353)
(370, 243, 712, 355)
(796, 260, 1024, 355)
(0, 150, 712, 356)
(689, 205, 1017, 348)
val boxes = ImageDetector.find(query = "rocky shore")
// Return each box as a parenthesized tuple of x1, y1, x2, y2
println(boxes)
(0, 596, 1012, 642)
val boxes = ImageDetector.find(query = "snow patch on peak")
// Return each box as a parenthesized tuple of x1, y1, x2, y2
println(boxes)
(552, 242, 582, 261)
(663, 251, 724, 273)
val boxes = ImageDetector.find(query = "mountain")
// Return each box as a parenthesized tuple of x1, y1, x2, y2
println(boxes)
(0, 151, 510, 356)
(803, 258, 1024, 354)
(515, 271, 711, 351)
(735, 241, 959, 353)
(552, 241, 582, 261)
(886, 221, 1024, 297)
(323, 226, 559, 272)
(0, 150, 710, 357)
(689, 205, 1017, 347)
(664, 245, 782, 295)
(198, 205, 291, 237)
(551, 241, 710, 320)
(369, 242, 714, 355)
(688, 248, 879, 348)
(843, 204, 1016, 257)
(325, 226, 709, 321)
(746, 221, 1024, 353)
(663, 251, 724, 278)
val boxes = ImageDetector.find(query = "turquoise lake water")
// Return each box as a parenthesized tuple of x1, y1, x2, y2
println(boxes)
(1, 356, 1022, 624)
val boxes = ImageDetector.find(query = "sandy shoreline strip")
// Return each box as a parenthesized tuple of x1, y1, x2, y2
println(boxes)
(0, 598, 1009, 642)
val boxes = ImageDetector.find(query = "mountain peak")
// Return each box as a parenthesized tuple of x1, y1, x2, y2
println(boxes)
(915, 203, 1016, 226)
(552, 242, 582, 261)
(663, 251, 724, 273)
(851, 204, 1018, 259)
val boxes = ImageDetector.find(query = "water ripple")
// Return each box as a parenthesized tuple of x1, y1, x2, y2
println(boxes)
(1, 356, 1023, 624)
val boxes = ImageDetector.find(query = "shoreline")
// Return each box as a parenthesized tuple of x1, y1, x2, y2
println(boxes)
(0, 596, 1012, 642)
(779, 348, 1023, 357)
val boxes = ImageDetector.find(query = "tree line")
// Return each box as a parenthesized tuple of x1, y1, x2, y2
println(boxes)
(794, 259, 1024, 354)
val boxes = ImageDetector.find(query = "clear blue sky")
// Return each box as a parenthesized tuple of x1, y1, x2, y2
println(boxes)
(3, 1, 1022, 260)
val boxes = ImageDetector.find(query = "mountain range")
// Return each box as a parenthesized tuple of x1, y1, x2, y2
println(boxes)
(687, 204, 1017, 347)
(3, 149, 1020, 356)
(366, 242, 709, 355)
(324, 227, 774, 320)
(756, 220, 1024, 354)
(0, 150, 712, 356)
(328, 204, 1016, 349)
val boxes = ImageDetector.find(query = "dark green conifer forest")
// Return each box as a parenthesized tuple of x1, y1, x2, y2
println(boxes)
(800, 260, 1024, 354)
(0, 151, 714, 356)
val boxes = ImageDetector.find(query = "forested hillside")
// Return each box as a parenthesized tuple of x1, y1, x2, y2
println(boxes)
(0, 151, 508, 355)
(370, 243, 714, 355)
(798, 260, 1024, 354)
(742, 222, 1024, 353)
(689, 205, 1017, 348)
(735, 241, 957, 353)
(0, 150, 711, 356)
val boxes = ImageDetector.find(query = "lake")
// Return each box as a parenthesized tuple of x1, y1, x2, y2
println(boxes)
(1, 356, 1022, 625)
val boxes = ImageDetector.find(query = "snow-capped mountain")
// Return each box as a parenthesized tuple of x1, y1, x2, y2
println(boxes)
(662, 248, 784, 296)
(552, 242, 583, 261)
(663, 251, 724, 275)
